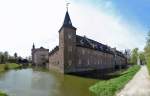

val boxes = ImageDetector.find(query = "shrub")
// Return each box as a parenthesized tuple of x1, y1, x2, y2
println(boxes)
(4, 65, 9, 70)
(0, 91, 8, 96)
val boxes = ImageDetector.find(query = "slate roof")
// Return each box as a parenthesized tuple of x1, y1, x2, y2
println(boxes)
(59, 11, 76, 32)
(32, 47, 49, 54)
(49, 46, 59, 56)
(63, 11, 72, 27)
(33, 47, 49, 51)
(76, 35, 125, 58)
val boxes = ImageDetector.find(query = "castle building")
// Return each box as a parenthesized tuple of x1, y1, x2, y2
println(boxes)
(48, 10, 127, 73)
(32, 43, 49, 67)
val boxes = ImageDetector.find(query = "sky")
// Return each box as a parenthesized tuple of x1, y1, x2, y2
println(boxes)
(0, 0, 149, 57)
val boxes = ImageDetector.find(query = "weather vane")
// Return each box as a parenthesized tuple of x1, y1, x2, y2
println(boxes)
(66, 2, 70, 11)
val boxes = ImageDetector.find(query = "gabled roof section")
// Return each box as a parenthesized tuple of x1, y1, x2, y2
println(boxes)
(59, 11, 76, 32)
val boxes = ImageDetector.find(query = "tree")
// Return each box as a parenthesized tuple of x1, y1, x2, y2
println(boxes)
(14, 53, 18, 59)
(130, 48, 139, 64)
(0, 54, 5, 64)
(0, 52, 2, 64)
(145, 31, 150, 59)
(144, 31, 150, 73)
(139, 51, 146, 65)
(0, 52, 7, 64)
(3, 51, 9, 63)
(8, 56, 16, 63)
(124, 49, 131, 64)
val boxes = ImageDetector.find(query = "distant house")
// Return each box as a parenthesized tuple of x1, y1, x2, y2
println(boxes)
(31, 44, 49, 67)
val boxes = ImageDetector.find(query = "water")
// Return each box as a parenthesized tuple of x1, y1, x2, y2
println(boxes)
(0, 69, 98, 96)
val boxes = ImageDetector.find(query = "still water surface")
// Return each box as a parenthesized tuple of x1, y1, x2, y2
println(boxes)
(0, 69, 98, 96)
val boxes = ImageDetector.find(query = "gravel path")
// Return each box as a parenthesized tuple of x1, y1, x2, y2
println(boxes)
(117, 65, 150, 96)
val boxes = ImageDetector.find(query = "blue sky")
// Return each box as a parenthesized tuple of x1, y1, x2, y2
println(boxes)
(73, 0, 149, 29)
(71, 0, 148, 48)
(0, 0, 148, 57)
(112, 0, 149, 29)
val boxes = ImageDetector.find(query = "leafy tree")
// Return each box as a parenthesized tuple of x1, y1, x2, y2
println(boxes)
(130, 48, 139, 64)
(144, 31, 150, 73)
(0, 51, 21, 64)
(0, 54, 5, 64)
(124, 49, 131, 64)
(14, 52, 18, 63)
(139, 51, 146, 65)
(14, 52, 18, 59)
(3, 51, 9, 63)
(0, 52, 2, 64)
(8, 56, 16, 63)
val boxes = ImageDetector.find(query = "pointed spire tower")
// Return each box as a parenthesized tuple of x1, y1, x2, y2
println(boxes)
(63, 11, 72, 26)
(32, 43, 35, 50)
(59, 5, 76, 32)
(58, 4, 77, 73)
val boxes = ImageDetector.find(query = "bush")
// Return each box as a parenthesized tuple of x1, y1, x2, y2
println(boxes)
(4, 65, 9, 70)
(146, 63, 150, 74)
(0, 63, 21, 73)
(0, 91, 8, 96)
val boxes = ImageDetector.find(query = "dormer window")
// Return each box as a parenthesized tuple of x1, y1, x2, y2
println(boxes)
(92, 44, 95, 48)
(80, 39, 84, 45)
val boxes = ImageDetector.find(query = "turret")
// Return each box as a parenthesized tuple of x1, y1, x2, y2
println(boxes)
(59, 10, 77, 73)
(32, 43, 35, 50)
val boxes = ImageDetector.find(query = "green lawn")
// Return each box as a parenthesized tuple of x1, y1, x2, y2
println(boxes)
(0, 63, 21, 72)
(6, 63, 21, 69)
(89, 65, 140, 96)
(0, 64, 6, 72)
(0, 91, 7, 96)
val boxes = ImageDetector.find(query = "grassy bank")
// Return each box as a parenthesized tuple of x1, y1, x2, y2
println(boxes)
(0, 63, 21, 72)
(89, 65, 140, 96)
(146, 63, 150, 74)
(0, 91, 7, 96)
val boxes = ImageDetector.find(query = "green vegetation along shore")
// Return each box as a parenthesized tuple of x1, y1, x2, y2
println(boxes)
(0, 91, 7, 96)
(0, 63, 21, 96)
(146, 63, 150, 74)
(89, 65, 140, 96)
(144, 32, 150, 74)
(0, 63, 21, 72)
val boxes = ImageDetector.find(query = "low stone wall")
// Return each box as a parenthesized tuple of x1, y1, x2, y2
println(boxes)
(49, 50, 63, 72)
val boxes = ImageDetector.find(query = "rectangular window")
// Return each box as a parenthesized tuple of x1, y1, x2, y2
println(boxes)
(68, 46, 72, 52)
(98, 60, 100, 64)
(68, 60, 72, 66)
(82, 49, 85, 55)
(68, 34, 72, 39)
(87, 59, 89, 65)
(79, 59, 82, 65)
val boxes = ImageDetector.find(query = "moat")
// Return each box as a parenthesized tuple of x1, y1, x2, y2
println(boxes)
(0, 68, 98, 96)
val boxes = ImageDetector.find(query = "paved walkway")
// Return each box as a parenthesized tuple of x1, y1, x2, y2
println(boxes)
(117, 65, 150, 96)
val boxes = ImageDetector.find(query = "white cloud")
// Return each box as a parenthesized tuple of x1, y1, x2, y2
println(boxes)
(70, 0, 147, 51)
(0, 0, 147, 57)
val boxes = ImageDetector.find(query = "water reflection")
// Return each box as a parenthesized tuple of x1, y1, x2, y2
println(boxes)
(0, 69, 97, 96)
